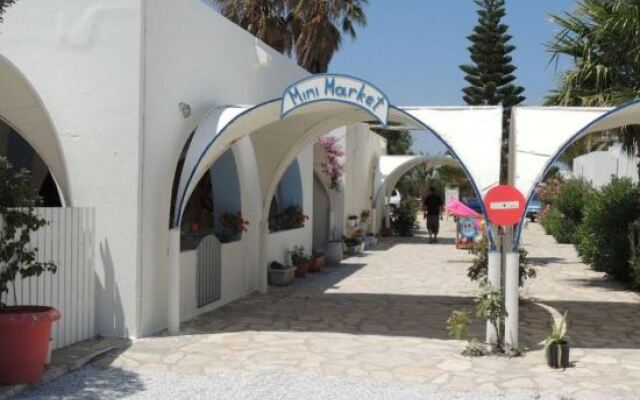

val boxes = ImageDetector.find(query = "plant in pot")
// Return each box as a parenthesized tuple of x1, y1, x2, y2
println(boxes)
(0, 158, 59, 384)
(347, 215, 358, 228)
(291, 246, 311, 278)
(218, 211, 249, 243)
(343, 235, 362, 255)
(309, 252, 325, 273)
(268, 261, 295, 286)
(545, 311, 570, 369)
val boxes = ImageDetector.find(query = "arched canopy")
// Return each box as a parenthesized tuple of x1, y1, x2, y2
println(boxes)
(373, 155, 426, 207)
(0, 55, 71, 204)
(373, 155, 462, 206)
(173, 75, 503, 248)
(512, 101, 640, 247)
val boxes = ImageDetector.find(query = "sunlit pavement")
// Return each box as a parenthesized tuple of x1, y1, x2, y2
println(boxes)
(19, 220, 640, 399)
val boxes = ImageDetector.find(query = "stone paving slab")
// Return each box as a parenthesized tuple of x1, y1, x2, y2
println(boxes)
(18, 220, 640, 399)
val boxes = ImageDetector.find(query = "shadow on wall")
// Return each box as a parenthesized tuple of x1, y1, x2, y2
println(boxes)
(96, 239, 127, 337)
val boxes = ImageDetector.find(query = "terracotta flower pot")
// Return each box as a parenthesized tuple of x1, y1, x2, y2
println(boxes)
(0, 306, 60, 384)
(295, 260, 311, 278)
(309, 255, 325, 272)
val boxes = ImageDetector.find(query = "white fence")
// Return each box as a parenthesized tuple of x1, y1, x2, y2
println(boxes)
(1, 207, 96, 350)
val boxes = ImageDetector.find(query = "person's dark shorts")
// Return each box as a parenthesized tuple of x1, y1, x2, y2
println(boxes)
(427, 215, 440, 234)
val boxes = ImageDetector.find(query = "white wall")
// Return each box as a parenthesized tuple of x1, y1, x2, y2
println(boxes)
(180, 240, 250, 322)
(343, 124, 386, 232)
(0, 0, 144, 337)
(573, 144, 639, 188)
(140, 0, 308, 335)
(265, 146, 314, 265)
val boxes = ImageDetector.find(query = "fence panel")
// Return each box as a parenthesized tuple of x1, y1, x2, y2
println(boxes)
(196, 234, 222, 308)
(1, 207, 96, 350)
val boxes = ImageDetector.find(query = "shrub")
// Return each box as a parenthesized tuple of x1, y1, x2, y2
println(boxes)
(577, 178, 640, 283)
(446, 309, 471, 340)
(629, 220, 640, 290)
(467, 238, 535, 287)
(0, 158, 57, 306)
(540, 179, 592, 244)
(391, 198, 418, 236)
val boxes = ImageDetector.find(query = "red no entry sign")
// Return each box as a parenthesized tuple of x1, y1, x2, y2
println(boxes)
(484, 185, 526, 226)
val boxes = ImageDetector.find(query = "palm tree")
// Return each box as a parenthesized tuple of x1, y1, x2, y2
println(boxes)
(0, 0, 17, 23)
(212, 0, 367, 73)
(211, 0, 293, 54)
(546, 0, 640, 172)
(288, 0, 368, 73)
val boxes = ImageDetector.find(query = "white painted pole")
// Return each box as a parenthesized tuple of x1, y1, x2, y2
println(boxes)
(486, 249, 501, 344)
(258, 220, 268, 293)
(504, 251, 519, 349)
(168, 228, 181, 334)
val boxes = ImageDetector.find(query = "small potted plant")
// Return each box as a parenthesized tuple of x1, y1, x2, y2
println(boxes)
(291, 246, 312, 278)
(280, 206, 309, 230)
(309, 253, 325, 273)
(360, 210, 370, 231)
(545, 311, 570, 369)
(268, 261, 296, 286)
(0, 158, 60, 384)
(343, 236, 362, 255)
(218, 211, 249, 243)
(347, 215, 358, 228)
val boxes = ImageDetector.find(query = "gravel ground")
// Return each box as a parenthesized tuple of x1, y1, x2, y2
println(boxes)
(14, 366, 599, 400)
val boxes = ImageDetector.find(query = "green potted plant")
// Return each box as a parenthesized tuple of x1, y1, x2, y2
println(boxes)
(545, 311, 570, 369)
(343, 236, 362, 255)
(0, 158, 59, 384)
(291, 246, 311, 278)
(268, 261, 295, 286)
(347, 215, 358, 228)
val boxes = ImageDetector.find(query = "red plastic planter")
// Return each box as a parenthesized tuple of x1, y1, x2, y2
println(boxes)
(0, 306, 60, 384)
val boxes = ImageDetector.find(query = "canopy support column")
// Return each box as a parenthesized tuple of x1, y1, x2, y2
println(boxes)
(504, 251, 519, 349)
(258, 220, 268, 293)
(486, 249, 500, 344)
(168, 228, 181, 334)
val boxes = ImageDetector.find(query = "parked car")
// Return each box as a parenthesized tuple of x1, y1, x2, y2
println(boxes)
(526, 197, 542, 222)
(389, 189, 401, 210)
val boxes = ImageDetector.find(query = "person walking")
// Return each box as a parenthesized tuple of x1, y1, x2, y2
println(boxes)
(423, 187, 444, 243)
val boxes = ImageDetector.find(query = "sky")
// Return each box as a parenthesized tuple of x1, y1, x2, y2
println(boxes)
(328, 0, 577, 154)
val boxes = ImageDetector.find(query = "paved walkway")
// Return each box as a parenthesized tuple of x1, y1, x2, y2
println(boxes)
(19, 221, 640, 399)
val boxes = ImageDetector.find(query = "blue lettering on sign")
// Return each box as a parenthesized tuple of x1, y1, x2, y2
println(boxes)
(281, 74, 390, 126)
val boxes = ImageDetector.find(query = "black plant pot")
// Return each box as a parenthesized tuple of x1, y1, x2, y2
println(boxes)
(546, 341, 570, 369)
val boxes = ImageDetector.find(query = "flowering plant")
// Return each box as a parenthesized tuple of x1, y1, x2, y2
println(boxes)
(218, 211, 249, 243)
(281, 205, 309, 229)
(317, 135, 345, 191)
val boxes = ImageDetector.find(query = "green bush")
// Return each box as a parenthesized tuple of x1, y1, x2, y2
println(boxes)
(577, 178, 640, 283)
(541, 179, 592, 244)
(467, 237, 535, 287)
(391, 198, 419, 236)
(629, 220, 640, 290)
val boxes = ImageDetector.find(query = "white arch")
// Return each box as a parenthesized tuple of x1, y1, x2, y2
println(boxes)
(168, 76, 503, 333)
(0, 55, 71, 204)
(511, 102, 640, 247)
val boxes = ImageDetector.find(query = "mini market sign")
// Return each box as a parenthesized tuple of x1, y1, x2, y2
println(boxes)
(281, 74, 389, 126)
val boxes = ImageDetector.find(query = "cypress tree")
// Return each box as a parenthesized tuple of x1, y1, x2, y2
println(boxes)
(460, 0, 525, 182)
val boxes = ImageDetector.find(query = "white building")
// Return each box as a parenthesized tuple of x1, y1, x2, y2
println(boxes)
(572, 144, 639, 188)
(0, 0, 503, 346)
